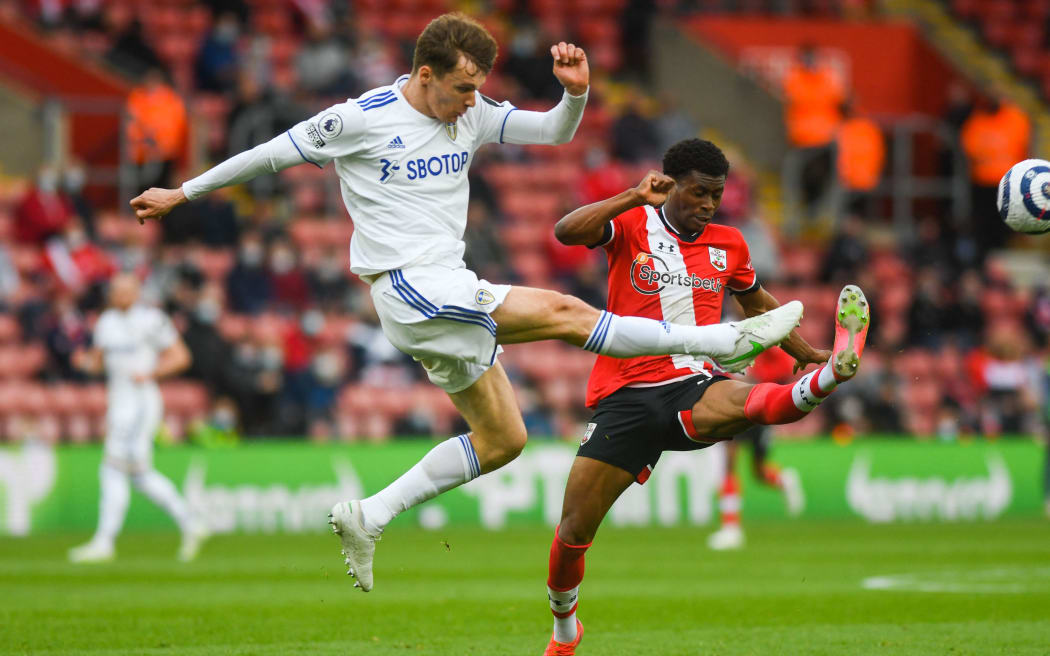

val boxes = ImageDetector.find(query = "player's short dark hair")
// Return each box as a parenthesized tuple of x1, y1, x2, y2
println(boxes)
(662, 139, 730, 181)
(413, 13, 498, 77)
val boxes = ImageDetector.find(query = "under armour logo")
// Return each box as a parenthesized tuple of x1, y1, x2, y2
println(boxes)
(656, 241, 676, 253)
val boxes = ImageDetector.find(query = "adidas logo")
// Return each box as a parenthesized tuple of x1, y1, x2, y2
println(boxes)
(387, 136, 405, 149)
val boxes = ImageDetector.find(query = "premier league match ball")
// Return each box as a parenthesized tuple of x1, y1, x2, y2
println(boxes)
(997, 159, 1050, 234)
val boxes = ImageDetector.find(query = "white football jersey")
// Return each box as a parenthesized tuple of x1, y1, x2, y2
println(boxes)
(285, 75, 516, 275)
(93, 305, 178, 392)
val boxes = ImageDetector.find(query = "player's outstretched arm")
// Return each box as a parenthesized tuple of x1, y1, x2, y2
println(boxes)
(735, 286, 830, 370)
(129, 132, 310, 224)
(555, 171, 673, 246)
(499, 42, 589, 146)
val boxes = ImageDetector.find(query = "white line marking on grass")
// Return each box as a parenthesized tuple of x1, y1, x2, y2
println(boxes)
(862, 567, 1050, 594)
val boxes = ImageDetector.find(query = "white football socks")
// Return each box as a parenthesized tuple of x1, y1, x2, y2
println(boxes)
(584, 311, 739, 359)
(132, 469, 190, 533)
(548, 585, 580, 643)
(790, 362, 841, 413)
(359, 434, 480, 535)
(94, 463, 130, 546)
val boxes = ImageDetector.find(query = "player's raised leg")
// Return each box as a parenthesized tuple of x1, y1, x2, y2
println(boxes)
(543, 457, 635, 655)
(492, 286, 803, 374)
(330, 361, 524, 592)
(687, 284, 870, 439)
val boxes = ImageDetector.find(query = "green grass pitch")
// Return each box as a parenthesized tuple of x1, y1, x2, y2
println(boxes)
(3, 519, 1049, 655)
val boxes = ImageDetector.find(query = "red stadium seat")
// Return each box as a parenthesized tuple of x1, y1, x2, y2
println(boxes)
(502, 222, 549, 252)
(0, 315, 20, 344)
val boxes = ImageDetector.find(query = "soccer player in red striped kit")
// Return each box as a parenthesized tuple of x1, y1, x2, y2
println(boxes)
(539, 139, 870, 654)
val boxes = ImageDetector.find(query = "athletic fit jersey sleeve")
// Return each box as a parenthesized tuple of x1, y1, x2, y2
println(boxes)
(286, 101, 368, 167)
(92, 314, 110, 350)
(181, 133, 307, 201)
(493, 89, 588, 146)
(727, 231, 758, 293)
(471, 92, 517, 145)
(599, 206, 645, 252)
(181, 101, 368, 201)
(144, 309, 178, 351)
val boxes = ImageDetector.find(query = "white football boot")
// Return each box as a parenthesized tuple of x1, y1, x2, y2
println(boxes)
(713, 301, 804, 373)
(69, 540, 115, 563)
(707, 525, 745, 551)
(178, 520, 209, 562)
(780, 467, 805, 517)
(328, 500, 379, 592)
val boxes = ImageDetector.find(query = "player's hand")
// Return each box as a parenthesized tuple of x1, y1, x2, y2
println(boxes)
(129, 187, 187, 225)
(550, 42, 588, 96)
(633, 170, 675, 207)
(793, 348, 832, 374)
(71, 348, 89, 372)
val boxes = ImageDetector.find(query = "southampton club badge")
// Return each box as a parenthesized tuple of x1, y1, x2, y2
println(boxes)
(708, 246, 727, 272)
(445, 121, 458, 142)
(581, 422, 597, 445)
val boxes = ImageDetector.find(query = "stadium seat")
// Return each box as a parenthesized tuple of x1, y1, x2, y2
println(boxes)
(0, 315, 20, 344)
(502, 222, 549, 252)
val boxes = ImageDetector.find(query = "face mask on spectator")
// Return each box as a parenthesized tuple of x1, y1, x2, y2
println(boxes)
(317, 257, 341, 278)
(261, 346, 283, 370)
(510, 30, 536, 56)
(196, 299, 220, 324)
(64, 166, 86, 192)
(270, 249, 295, 274)
(313, 351, 342, 384)
(37, 169, 58, 193)
(240, 243, 263, 266)
(215, 21, 239, 43)
(301, 309, 324, 336)
(212, 406, 236, 431)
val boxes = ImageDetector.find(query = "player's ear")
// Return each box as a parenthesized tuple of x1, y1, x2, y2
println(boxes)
(418, 65, 433, 85)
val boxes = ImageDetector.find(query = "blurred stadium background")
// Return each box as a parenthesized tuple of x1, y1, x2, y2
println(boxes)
(1, 0, 1050, 653)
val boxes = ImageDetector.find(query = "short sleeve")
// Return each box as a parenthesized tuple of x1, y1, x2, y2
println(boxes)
(472, 93, 518, 146)
(146, 309, 179, 351)
(727, 233, 758, 294)
(286, 101, 367, 168)
(92, 316, 108, 350)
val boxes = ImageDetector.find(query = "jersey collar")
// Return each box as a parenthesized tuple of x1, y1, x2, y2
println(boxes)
(658, 206, 702, 243)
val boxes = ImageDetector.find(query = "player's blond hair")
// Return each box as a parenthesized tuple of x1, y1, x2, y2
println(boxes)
(412, 13, 498, 77)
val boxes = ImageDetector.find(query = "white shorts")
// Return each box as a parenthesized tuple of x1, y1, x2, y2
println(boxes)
(369, 264, 512, 393)
(104, 385, 163, 471)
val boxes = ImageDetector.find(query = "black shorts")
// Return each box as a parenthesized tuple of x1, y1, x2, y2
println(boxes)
(577, 374, 730, 484)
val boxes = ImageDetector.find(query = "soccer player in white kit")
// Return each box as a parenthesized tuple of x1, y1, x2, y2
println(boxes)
(68, 273, 205, 563)
(129, 14, 801, 590)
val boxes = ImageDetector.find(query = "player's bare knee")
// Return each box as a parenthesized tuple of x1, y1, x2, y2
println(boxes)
(557, 513, 595, 546)
(548, 292, 597, 341)
(478, 422, 528, 468)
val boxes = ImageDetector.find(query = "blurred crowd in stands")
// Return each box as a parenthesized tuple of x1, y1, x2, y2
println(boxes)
(0, 0, 1047, 445)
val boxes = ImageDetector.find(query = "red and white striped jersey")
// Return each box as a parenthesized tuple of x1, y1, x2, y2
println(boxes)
(586, 205, 758, 407)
